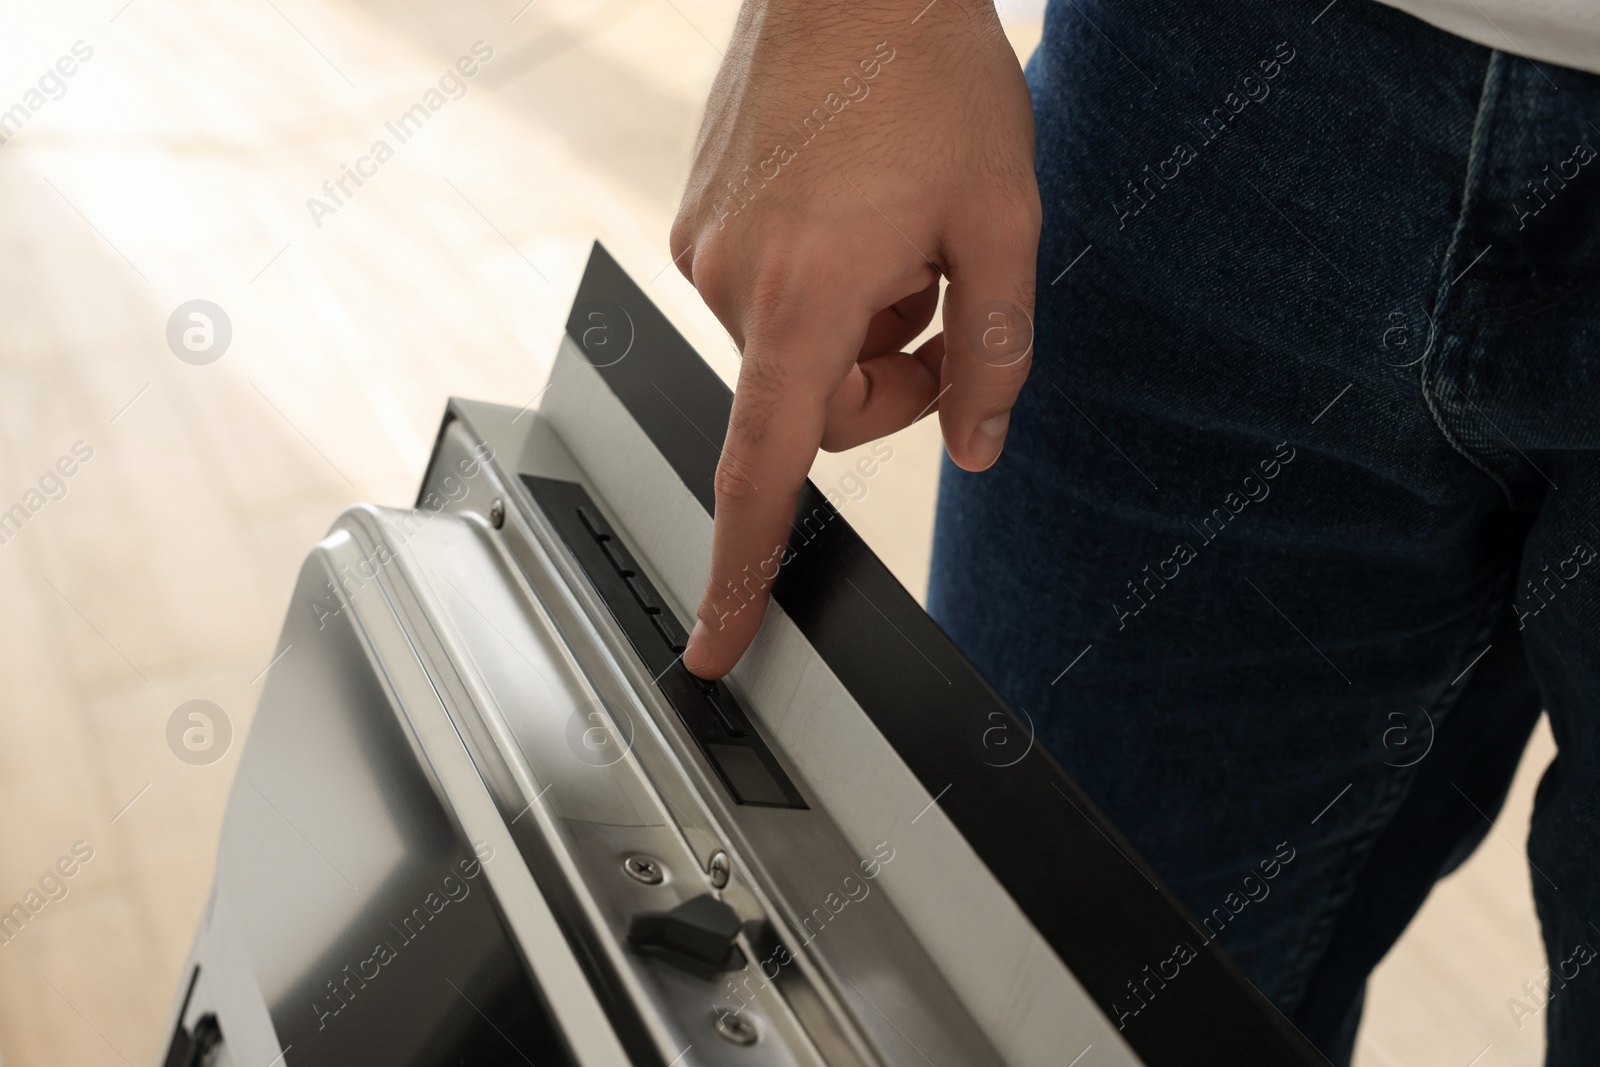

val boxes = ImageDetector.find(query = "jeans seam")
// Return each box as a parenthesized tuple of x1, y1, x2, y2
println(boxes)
(1276, 758, 1412, 1012)
(1417, 49, 1515, 508)
(1274, 584, 1513, 1013)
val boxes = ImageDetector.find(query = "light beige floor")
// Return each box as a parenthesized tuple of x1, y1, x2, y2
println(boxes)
(0, 1, 1556, 1064)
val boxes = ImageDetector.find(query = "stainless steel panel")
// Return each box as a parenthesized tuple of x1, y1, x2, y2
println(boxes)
(417, 400, 1010, 1066)
(166, 358, 1043, 1067)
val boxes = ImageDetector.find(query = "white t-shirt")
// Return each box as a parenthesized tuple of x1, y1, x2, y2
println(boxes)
(1375, 0, 1600, 75)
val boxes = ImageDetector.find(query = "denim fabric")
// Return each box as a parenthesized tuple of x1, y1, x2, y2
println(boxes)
(929, 1, 1600, 1062)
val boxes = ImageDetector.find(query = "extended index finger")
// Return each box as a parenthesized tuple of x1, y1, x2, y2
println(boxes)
(684, 312, 869, 679)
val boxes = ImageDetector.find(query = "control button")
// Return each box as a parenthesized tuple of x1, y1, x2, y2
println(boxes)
(652, 612, 687, 653)
(625, 574, 663, 615)
(601, 538, 638, 577)
(576, 505, 611, 541)
(696, 679, 747, 739)
(629, 894, 745, 973)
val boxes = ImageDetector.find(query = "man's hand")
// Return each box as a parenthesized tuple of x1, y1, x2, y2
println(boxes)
(671, 0, 1040, 678)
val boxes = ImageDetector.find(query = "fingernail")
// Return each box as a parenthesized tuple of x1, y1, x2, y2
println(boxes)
(969, 412, 1010, 469)
(684, 620, 712, 674)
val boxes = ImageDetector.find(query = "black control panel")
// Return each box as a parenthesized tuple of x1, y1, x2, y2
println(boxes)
(520, 475, 806, 809)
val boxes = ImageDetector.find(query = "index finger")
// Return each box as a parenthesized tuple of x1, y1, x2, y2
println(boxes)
(683, 315, 867, 679)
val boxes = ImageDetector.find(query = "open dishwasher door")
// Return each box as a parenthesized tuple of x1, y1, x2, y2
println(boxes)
(157, 243, 1323, 1067)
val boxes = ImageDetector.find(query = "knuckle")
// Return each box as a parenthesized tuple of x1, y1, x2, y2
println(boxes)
(994, 194, 1042, 247)
(964, 181, 1041, 245)
(742, 243, 819, 329)
(685, 236, 742, 325)
(713, 454, 762, 503)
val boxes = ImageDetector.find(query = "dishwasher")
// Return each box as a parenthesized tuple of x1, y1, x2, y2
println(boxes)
(156, 243, 1321, 1067)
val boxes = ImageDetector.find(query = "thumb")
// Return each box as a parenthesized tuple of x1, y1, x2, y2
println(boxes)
(937, 208, 1040, 471)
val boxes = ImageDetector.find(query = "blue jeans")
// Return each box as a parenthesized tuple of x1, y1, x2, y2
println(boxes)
(929, 1, 1600, 1062)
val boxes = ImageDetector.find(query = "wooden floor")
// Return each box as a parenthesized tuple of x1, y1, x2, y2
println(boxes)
(0, 1, 1555, 1064)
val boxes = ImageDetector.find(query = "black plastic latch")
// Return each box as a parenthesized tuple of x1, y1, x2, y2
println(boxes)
(628, 894, 746, 975)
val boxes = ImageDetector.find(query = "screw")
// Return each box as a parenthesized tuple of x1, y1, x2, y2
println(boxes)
(712, 1008, 758, 1046)
(489, 498, 505, 529)
(707, 851, 731, 889)
(623, 855, 663, 885)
